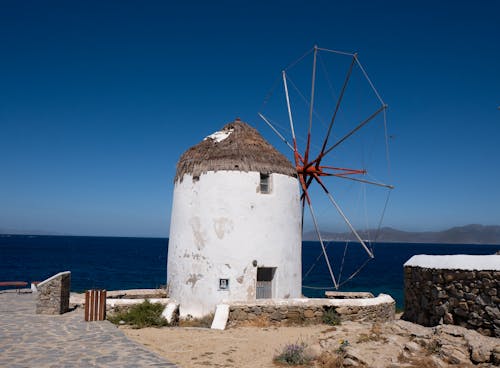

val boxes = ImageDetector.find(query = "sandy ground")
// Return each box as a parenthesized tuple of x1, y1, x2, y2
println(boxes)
(121, 322, 382, 368)
(120, 318, 500, 368)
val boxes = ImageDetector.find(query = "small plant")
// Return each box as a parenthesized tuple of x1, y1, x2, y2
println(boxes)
(357, 323, 388, 343)
(274, 341, 313, 366)
(322, 308, 341, 326)
(108, 300, 169, 328)
(336, 339, 350, 354)
(425, 339, 441, 355)
(332, 340, 350, 368)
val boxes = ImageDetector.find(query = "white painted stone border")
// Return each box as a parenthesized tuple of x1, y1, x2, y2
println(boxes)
(37, 271, 71, 289)
(225, 293, 394, 308)
(404, 254, 500, 271)
(211, 304, 230, 330)
(105, 298, 171, 308)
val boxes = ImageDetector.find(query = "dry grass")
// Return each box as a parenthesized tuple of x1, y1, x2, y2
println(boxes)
(316, 351, 345, 368)
(356, 323, 388, 343)
(178, 313, 214, 328)
(321, 327, 338, 334)
(397, 353, 443, 368)
(234, 314, 273, 328)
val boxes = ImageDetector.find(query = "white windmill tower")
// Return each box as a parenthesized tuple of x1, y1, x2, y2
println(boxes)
(167, 118, 302, 318)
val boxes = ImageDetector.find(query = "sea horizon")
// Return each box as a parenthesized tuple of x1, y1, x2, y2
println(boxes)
(1, 234, 498, 308)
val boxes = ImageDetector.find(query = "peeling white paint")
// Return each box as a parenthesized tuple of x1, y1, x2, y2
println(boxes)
(213, 217, 234, 239)
(167, 170, 302, 318)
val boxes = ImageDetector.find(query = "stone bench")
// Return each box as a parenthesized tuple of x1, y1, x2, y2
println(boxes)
(0, 281, 28, 293)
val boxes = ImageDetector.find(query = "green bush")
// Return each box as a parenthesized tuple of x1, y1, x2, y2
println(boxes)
(273, 342, 313, 366)
(108, 300, 169, 328)
(322, 308, 341, 326)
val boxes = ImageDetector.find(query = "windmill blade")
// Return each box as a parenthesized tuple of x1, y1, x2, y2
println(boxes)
(258, 113, 295, 152)
(304, 190, 339, 289)
(282, 71, 297, 145)
(318, 55, 357, 160)
(316, 47, 356, 57)
(323, 105, 386, 158)
(354, 55, 385, 105)
(313, 174, 374, 259)
(338, 257, 373, 288)
(331, 174, 394, 189)
(304, 45, 318, 165)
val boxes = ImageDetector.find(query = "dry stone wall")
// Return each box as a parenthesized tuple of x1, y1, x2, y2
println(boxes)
(227, 295, 395, 327)
(36, 271, 71, 315)
(403, 264, 500, 337)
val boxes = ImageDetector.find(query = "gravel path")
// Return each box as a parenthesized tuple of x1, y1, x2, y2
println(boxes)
(0, 291, 176, 367)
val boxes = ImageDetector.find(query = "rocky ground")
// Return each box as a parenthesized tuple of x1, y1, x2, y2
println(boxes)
(122, 317, 500, 367)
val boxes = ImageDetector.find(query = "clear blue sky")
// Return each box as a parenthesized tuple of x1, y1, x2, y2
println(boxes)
(1, 1, 499, 237)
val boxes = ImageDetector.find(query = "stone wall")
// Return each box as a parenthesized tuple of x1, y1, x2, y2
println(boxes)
(227, 294, 395, 327)
(36, 271, 71, 315)
(403, 259, 500, 337)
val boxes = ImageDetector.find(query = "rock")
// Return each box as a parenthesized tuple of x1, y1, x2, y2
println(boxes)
(439, 344, 470, 365)
(303, 343, 322, 359)
(470, 344, 491, 363)
(467, 312, 483, 326)
(485, 306, 500, 320)
(251, 306, 262, 315)
(443, 312, 454, 324)
(403, 341, 422, 353)
(304, 309, 315, 318)
(492, 346, 500, 365)
(269, 310, 282, 321)
(286, 310, 302, 322)
(393, 320, 433, 338)
(342, 357, 361, 367)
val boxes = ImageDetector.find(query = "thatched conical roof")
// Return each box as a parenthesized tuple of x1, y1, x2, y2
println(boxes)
(175, 119, 297, 182)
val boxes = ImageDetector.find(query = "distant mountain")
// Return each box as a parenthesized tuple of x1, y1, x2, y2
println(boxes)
(303, 224, 500, 244)
(0, 228, 65, 236)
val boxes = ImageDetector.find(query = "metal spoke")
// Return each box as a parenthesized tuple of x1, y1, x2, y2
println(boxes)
(282, 71, 297, 144)
(305, 197, 339, 289)
(331, 174, 394, 189)
(314, 174, 374, 259)
(318, 55, 356, 162)
(316, 47, 356, 57)
(258, 113, 295, 152)
(304, 45, 318, 165)
(354, 55, 385, 105)
(338, 257, 373, 288)
(323, 105, 386, 157)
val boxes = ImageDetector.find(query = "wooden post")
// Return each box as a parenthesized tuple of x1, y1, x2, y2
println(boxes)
(99, 290, 106, 320)
(84, 289, 107, 321)
(84, 291, 90, 321)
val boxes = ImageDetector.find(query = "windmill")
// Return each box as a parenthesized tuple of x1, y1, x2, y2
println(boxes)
(259, 45, 394, 290)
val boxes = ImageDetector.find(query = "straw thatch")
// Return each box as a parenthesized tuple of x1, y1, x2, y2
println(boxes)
(175, 119, 297, 182)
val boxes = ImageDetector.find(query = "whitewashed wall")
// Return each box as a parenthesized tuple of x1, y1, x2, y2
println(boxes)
(167, 170, 302, 318)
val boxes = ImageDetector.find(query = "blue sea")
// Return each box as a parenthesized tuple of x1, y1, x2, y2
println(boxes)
(1, 235, 498, 308)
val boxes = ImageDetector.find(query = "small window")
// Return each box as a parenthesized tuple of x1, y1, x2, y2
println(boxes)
(256, 267, 276, 299)
(219, 278, 229, 290)
(260, 173, 271, 194)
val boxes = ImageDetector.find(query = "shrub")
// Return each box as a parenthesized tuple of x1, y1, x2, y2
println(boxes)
(274, 341, 313, 366)
(108, 300, 168, 328)
(322, 308, 341, 326)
